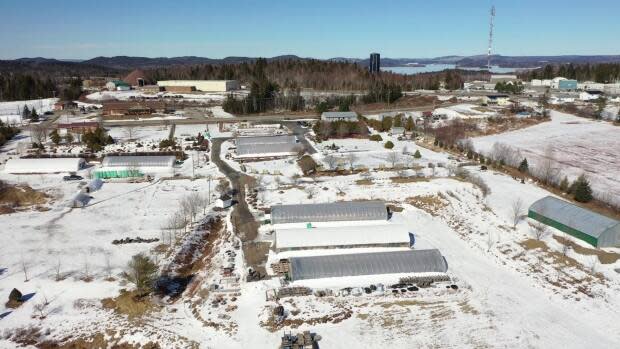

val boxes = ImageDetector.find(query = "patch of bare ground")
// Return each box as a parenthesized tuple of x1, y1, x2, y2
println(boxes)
(101, 290, 158, 319)
(406, 193, 449, 216)
(390, 176, 429, 184)
(243, 241, 271, 275)
(5, 327, 162, 349)
(261, 300, 352, 332)
(0, 183, 49, 214)
(355, 179, 373, 185)
(552, 235, 620, 264)
(515, 239, 607, 298)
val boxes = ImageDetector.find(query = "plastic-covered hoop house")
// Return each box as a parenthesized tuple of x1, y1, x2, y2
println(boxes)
(289, 249, 448, 281)
(271, 201, 388, 224)
(528, 196, 620, 248)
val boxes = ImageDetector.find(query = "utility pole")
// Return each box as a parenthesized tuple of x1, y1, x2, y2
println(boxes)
(207, 175, 212, 204)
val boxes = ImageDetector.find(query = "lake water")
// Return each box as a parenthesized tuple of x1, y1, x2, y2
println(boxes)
(382, 64, 523, 75)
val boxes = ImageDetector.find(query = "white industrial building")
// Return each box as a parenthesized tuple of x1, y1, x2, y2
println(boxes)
(578, 81, 605, 91)
(157, 80, 239, 92)
(4, 158, 86, 174)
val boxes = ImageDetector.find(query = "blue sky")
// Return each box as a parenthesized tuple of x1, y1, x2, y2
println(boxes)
(0, 0, 618, 59)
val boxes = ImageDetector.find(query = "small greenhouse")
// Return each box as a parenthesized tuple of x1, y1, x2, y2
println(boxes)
(528, 196, 620, 248)
(271, 201, 388, 225)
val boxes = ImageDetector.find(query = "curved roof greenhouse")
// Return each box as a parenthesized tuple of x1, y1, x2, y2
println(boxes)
(101, 156, 176, 168)
(289, 249, 448, 281)
(271, 201, 387, 224)
(4, 158, 85, 174)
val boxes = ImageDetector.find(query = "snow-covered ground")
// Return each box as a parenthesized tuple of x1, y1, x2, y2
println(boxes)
(472, 110, 620, 205)
(433, 103, 498, 120)
(0, 98, 58, 124)
(1, 118, 619, 348)
(85, 90, 237, 103)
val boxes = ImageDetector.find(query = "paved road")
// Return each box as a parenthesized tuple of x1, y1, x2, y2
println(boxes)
(102, 114, 320, 127)
(210, 138, 258, 242)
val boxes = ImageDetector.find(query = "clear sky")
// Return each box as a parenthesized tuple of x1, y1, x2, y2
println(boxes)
(1, 0, 618, 59)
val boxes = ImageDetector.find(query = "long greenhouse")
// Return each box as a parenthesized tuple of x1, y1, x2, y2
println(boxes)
(528, 196, 620, 248)
(4, 158, 86, 174)
(271, 201, 388, 225)
(96, 155, 176, 178)
(289, 249, 448, 281)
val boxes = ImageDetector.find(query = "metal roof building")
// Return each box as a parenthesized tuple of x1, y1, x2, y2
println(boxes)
(271, 201, 387, 225)
(528, 196, 620, 248)
(235, 135, 300, 159)
(321, 111, 358, 122)
(289, 249, 448, 281)
(101, 155, 176, 168)
(320, 111, 358, 122)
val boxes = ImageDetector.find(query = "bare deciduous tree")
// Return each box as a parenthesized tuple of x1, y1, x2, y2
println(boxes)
(31, 124, 48, 145)
(21, 257, 29, 282)
(529, 221, 549, 241)
(324, 155, 338, 171)
(537, 145, 559, 185)
(511, 198, 525, 229)
(386, 151, 400, 168)
(304, 186, 317, 199)
(345, 153, 358, 170)
(125, 126, 136, 142)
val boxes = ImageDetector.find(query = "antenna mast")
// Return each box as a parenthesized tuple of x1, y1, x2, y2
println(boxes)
(487, 5, 496, 71)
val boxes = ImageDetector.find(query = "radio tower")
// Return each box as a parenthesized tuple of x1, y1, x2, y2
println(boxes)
(487, 5, 496, 71)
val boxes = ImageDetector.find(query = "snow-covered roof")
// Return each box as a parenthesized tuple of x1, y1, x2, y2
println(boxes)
(101, 155, 176, 168)
(69, 192, 91, 208)
(529, 196, 619, 239)
(276, 224, 411, 250)
(271, 201, 387, 224)
(289, 249, 448, 281)
(4, 158, 85, 174)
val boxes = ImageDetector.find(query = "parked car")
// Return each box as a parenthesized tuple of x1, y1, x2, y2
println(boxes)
(63, 174, 83, 181)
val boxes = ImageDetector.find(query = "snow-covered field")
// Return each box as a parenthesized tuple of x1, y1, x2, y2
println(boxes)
(1, 119, 619, 348)
(85, 90, 236, 103)
(434, 103, 498, 120)
(472, 110, 620, 205)
(0, 98, 58, 124)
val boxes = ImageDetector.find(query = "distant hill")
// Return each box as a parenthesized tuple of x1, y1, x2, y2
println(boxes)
(4, 54, 620, 75)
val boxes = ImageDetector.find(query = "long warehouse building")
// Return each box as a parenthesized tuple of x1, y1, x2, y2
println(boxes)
(289, 249, 448, 281)
(528, 196, 620, 248)
(235, 135, 300, 159)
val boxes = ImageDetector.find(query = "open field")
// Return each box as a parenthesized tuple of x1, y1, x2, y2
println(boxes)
(472, 110, 620, 205)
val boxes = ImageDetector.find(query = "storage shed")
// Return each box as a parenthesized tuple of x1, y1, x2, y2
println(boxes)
(271, 201, 388, 225)
(289, 249, 448, 281)
(275, 223, 411, 251)
(528, 196, 620, 248)
(4, 158, 85, 174)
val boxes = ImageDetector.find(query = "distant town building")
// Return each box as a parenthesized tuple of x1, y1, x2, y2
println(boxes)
(550, 77, 578, 90)
(105, 80, 131, 91)
(157, 80, 239, 92)
(369, 52, 381, 73)
(490, 75, 518, 84)
(320, 111, 358, 122)
(482, 94, 510, 106)
(123, 69, 146, 87)
(102, 101, 172, 116)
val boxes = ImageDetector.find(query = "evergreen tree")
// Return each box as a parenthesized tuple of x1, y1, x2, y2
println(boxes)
(65, 132, 74, 144)
(30, 108, 39, 122)
(49, 129, 61, 145)
(518, 158, 529, 173)
(559, 176, 569, 192)
(384, 141, 394, 149)
(572, 175, 593, 203)
(405, 116, 415, 131)
(413, 150, 422, 159)
(22, 105, 30, 120)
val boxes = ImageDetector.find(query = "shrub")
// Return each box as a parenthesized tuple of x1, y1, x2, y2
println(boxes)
(572, 175, 593, 203)
(384, 141, 394, 149)
(413, 150, 422, 159)
(124, 254, 158, 296)
(369, 134, 383, 142)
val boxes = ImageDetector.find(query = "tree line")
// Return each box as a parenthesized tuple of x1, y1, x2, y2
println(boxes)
(520, 63, 620, 83)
